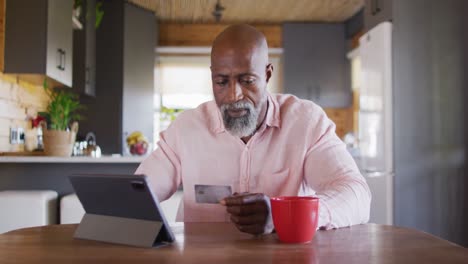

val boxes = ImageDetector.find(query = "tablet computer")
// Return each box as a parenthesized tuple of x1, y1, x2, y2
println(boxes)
(69, 174, 175, 247)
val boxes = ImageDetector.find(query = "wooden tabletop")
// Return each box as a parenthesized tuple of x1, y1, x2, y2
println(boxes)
(0, 223, 466, 263)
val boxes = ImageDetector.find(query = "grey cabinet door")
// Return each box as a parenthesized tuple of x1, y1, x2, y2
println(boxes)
(79, 1, 155, 154)
(121, 3, 155, 154)
(73, 0, 96, 96)
(283, 23, 351, 108)
(3, 0, 48, 73)
(46, 0, 73, 87)
(365, 0, 392, 31)
(84, 0, 96, 96)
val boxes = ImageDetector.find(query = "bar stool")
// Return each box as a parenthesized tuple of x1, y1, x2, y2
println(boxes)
(0, 190, 58, 234)
(60, 193, 85, 224)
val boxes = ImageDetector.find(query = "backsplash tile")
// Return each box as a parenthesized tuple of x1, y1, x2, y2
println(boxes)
(0, 73, 49, 152)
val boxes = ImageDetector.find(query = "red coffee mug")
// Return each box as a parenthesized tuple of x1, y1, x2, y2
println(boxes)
(270, 196, 319, 243)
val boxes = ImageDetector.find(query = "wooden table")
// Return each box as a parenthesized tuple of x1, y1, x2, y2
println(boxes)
(0, 223, 466, 263)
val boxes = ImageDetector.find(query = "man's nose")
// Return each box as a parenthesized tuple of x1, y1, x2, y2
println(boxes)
(226, 81, 243, 103)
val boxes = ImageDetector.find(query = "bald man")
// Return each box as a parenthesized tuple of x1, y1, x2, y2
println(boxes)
(136, 24, 371, 235)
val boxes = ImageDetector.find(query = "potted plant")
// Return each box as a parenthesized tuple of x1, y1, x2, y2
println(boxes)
(39, 82, 84, 157)
(74, 0, 105, 28)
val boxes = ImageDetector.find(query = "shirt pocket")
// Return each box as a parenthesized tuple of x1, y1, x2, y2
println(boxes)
(255, 168, 290, 197)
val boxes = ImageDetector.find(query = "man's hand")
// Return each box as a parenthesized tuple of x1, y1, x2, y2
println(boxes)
(220, 193, 274, 235)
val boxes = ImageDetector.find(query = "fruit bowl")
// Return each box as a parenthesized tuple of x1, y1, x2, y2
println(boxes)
(128, 141, 149, 156)
(126, 131, 150, 156)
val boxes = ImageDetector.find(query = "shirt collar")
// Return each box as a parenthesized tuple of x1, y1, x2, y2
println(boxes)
(264, 93, 281, 129)
(212, 103, 225, 134)
(210, 93, 281, 134)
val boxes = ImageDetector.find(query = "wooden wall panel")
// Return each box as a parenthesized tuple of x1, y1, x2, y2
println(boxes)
(324, 107, 354, 139)
(159, 23, 282, 47)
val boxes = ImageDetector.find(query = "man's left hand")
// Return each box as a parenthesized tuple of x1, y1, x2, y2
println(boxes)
(220, 193, 274, 235)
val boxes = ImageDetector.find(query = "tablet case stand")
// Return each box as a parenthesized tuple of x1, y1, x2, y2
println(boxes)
(74, 213, 170, 248)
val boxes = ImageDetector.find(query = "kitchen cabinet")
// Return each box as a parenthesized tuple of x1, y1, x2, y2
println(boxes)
(1, 0, 73, 87)
(364, 0, 392, 31)
(78, 1, 155, 155)
(73, 0, 96, 96)
(283, 23, 351, 108)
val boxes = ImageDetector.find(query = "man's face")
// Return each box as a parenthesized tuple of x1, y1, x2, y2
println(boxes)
(211, 47, 272, 137)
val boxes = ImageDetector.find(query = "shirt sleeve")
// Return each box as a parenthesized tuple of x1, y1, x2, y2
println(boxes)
(304, 112, 371, 230)
(134, 127, 182, 203)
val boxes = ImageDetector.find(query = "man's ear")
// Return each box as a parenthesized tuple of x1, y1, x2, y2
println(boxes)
(266, 63, 274, 83)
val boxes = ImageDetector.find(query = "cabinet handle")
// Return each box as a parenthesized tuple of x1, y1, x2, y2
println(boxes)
(56, 49, 62, 70)
(62, 50, 66, 71)
(57, 49, 65, 71)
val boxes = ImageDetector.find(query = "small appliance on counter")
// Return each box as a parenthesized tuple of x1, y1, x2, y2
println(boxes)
(73, 132, 102, 158)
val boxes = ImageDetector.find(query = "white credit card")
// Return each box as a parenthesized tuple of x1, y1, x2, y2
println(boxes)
(194, 184, 232, 204)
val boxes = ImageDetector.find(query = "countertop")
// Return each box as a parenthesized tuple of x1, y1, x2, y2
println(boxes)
(0, 156, 147, 163)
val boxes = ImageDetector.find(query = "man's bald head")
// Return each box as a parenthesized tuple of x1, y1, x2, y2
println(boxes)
(210, 24, 273, 139)
(211, 24, 269, 67)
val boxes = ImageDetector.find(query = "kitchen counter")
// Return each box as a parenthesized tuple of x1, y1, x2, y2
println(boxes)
(0, 155, 145, 195)
(0, 156, 146, 163)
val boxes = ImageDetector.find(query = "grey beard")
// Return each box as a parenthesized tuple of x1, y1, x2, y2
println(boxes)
(220, 101, 259, 138)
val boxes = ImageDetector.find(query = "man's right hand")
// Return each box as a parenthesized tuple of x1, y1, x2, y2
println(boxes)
(220, 193, 274, 235)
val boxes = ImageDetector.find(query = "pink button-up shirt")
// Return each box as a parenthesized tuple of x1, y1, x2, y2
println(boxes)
(135, 93, 371, 229)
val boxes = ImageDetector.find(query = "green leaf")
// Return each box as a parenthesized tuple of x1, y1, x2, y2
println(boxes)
(44, 88, 84, 130)
(96, 1, 104, 28)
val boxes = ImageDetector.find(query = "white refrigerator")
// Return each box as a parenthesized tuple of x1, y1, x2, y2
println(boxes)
(357, 22, 394, 225)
